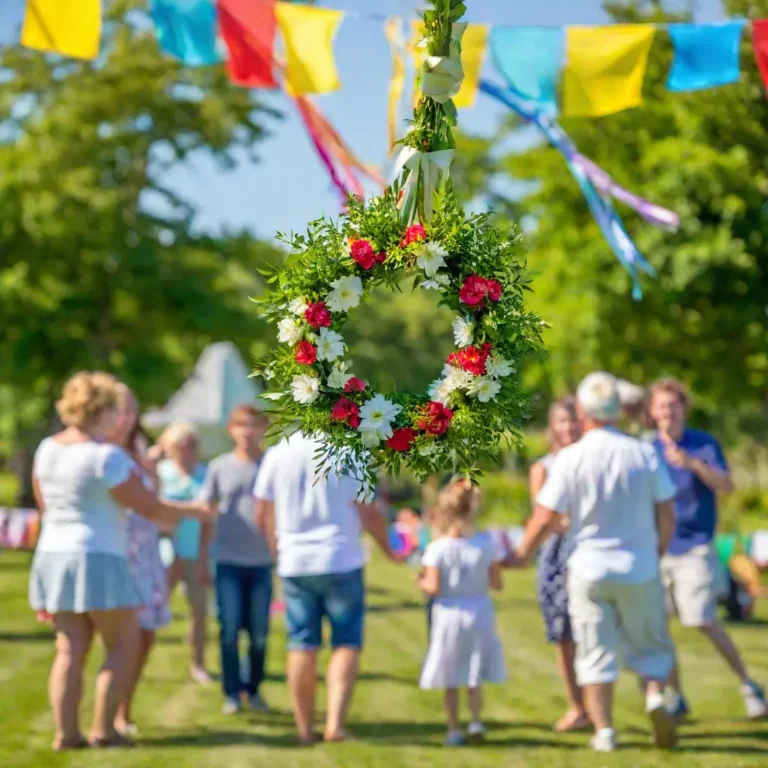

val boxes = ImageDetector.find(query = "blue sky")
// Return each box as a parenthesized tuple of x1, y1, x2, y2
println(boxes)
(1, 0, 724, 240)
(172, 0, 723, 240)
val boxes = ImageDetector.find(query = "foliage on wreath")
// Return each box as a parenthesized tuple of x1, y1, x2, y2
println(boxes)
(254, 189, 544, 495)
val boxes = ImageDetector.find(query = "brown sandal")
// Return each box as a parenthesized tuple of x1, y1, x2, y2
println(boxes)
(89, 733, 135, 749)
(52, 736, 89, 751)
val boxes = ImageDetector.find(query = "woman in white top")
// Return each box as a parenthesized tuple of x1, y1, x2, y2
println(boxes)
(419, 480, 506, 746)
(29, 372, 212, 750)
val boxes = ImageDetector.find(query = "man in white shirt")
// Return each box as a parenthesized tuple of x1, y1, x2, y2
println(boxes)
(516, 372, 678, 753)
(253, 432, 396, 744)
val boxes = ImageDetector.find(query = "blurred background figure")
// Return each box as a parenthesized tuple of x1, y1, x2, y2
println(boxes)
(157, 422, 211, 685)
(616, 379, 652, 438)
(527, 397, 588, 734)
(112, 384, 171, 737)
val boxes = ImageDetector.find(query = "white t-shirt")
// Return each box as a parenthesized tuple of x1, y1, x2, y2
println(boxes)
(422, 532, 503, 600)
(253, 434, 365, 578)
(537, 427, 676, 584)
(34, 438, 136, 556)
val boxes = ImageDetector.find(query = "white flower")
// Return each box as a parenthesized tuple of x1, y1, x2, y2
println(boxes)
(422, 273, 451, 291)
(358, 394, 402, 445)
(452, 317, 475, 347)
(327, 362, 353, 390)
(469, 376, 502, 403)
(291, 374, 320, 404)
(419, 442, 438, 458)
(428, 365, 472, 406)
(277, 317, 303, 346)
(416, 241, 448, 277)
(316, 328, 345, 362)
(485, 354, 515, 379)
(326, 275, 363, 313)
(289, 297, 307, 316)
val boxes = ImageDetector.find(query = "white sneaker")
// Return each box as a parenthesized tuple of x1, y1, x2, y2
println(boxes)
(467, 721, 486, 741)
(221, 697, 241, 715)
(740, 681, 768, 720)
(445, 730, 466, 747)
(646, 693, 677, 749)
(590, 728, 617, 752)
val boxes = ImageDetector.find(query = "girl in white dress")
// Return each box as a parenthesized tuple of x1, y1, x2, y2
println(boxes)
(419, 480, 506, 746)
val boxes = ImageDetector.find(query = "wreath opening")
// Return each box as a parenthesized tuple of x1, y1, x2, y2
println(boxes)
(255, 1, 543, 496)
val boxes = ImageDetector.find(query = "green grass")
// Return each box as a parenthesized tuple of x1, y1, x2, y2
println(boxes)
(1, 550, 767, 767)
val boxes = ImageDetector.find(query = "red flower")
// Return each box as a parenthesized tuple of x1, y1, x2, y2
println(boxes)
(304, 301, 331, 329)
(447, 343, 493, 376)
(386, 427, 417, 452)
(343, 377, 366, 393)
(400, 224, 426, 247)
(375, 251, 387, 264)
(350, 239, 376, 270)
(330, 398, 361, 429)
(416, 402, 454, 436)
(295, 341, 317, 365)
(459, 275, 503, 308)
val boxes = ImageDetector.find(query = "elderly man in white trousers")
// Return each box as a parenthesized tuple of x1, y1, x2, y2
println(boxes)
(516, 372, 678, 753)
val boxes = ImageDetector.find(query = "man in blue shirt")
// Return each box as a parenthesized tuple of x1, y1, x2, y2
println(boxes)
(650, 378, 766, 720)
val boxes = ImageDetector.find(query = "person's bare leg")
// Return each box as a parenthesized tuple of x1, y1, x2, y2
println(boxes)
(190, 590, 208, 673)
(49, 613, 93, 749)
(324, 647, 359, 741)
(644, 677, 677, 748)
(700, 623, 749, 682)
(287, 650, 317, 743)
(444, 689, 460, 732)
(468, 687, 482, 723)
(554, 640, 589, 730)
(89, 608, 138, 743)
(583, 683, 614, 731)
(115, 629, 155, 732)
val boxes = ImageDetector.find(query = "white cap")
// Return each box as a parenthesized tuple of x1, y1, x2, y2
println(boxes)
(616, 379, 646, 407)
(577, 372, 621, 422)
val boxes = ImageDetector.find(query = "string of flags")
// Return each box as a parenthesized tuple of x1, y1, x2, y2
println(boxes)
(5, 1, 767, 296)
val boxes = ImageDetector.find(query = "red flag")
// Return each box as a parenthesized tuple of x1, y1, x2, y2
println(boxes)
(753, 20, 768, 95)
(217, 0, 277, 88)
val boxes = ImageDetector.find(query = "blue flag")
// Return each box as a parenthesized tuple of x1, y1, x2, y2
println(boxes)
(667, 21, 746, 92)
(151, 0, 224, 67)
(490, 27, 564, 115)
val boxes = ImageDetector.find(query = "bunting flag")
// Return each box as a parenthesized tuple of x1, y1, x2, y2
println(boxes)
(479, 80, 680, 298)
(453, 24, 489, 108)
(275, 4, 343, 97)
(151, 0, 223, 67)
(666, 21, 746, 92)
(384, 18, 406, 151)
(217, 0, 277, 88)
(752, 20, 768, 95)
(490, 27, 564, 114)
(21, 0, 101, 60)
(563, 25, 656, 117)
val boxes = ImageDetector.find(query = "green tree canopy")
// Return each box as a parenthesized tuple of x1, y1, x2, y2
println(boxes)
(452, 0, 768, 437)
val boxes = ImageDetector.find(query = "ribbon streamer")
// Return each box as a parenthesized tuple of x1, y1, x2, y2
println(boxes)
(421, 22, 467, 104)
(393, 146, 455, 223)
(384, 18, 407, 151)
(479, 80, 680, 298)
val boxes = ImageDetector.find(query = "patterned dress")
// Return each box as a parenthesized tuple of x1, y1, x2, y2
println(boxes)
(535, 454, 572, 644)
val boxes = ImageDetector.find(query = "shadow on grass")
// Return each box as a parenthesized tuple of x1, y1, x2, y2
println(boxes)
(140, 728, 300, 749)
(0, 631, 53, 642)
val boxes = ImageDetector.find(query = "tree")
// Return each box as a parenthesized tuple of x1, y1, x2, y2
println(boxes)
(452, 0, 768, 437)
(0, 0, 284, 501)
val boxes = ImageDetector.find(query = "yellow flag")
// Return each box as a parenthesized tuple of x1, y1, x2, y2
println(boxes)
(384, 18, 406, 151)
(410, 21, 487, 109)
(275, 4, 344, 97)
(453, 24, 488, 109)
(563, 25, 655, 117)
(22, 0, 101, 60)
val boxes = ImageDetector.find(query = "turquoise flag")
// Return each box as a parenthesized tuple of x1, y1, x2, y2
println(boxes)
(490, 27, 564, 114)
(151, 0, 223, 67)
(667, 21, 746, 92)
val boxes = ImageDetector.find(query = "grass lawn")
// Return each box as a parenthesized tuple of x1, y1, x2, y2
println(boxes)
(1, 549, 767, 767)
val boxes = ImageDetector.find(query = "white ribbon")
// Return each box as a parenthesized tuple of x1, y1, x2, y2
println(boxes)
(420, 22, 467, 104)
(393, 145, 455, 222)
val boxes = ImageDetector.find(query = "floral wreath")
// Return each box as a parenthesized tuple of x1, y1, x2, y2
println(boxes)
(256, 1, 543, 495)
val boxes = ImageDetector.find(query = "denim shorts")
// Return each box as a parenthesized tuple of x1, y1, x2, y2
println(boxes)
(281, 568, 365, 651)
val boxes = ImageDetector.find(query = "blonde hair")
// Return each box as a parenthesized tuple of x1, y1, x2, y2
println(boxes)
(56, 371, 119, 429)
(650, 377, 692, 411)
(159, 421, 199, 453)
(432, 478, 482, 533)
